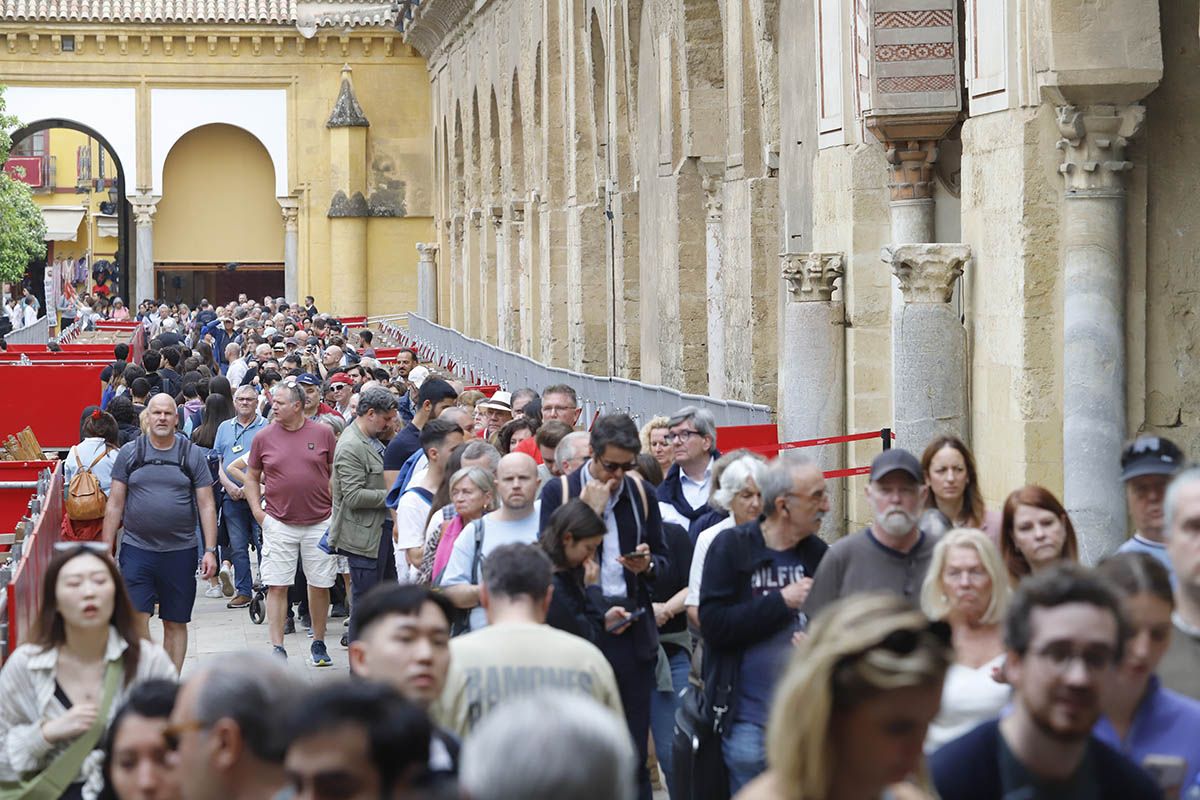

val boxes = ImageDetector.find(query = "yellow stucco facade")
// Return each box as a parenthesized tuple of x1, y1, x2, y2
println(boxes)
(0, 16, 433, 314)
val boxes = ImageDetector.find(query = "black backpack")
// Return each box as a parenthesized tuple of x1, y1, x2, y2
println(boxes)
(126, 434, 202, 485)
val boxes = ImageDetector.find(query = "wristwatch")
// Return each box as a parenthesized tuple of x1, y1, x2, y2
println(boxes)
(205, 546, 219, 555)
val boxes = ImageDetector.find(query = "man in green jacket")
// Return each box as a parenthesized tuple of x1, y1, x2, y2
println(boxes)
(329, 386, 399, 642)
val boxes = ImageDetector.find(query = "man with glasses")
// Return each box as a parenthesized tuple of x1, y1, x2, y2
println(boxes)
(699, 452, 830, 793)
(328, 370, 355, 421)
(213, 384, 268, 609)
(165, 655, 299, 800)
(931, 564, 1160, 799)
(538, 413, 668, 800)
(658, 406, 720, 535)
(804, 448, 937, 620)
(1117, 434, 1185, 576)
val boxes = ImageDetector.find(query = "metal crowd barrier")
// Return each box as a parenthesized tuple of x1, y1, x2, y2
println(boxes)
(374, 313, 773, 427)
(5, 315, 50, 345)
(0, 464, 59, 664)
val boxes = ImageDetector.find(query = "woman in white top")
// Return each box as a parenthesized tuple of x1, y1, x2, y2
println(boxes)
(62, 409, 122, 542)
(0, 544, 177, 799)
(685, 452, 768, 628)
(919, 528, 1012, 753)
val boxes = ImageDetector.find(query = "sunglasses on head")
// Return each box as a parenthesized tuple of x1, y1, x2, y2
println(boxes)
(54, 541, 109, 556)
(836, 619, 952, 671)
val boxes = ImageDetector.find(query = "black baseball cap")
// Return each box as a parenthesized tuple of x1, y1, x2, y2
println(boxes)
(869, 448, 923, 483)
(1120, 435, 1184, 482)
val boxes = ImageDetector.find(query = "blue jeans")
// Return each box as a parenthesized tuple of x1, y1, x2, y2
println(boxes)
(222, 497, 261, 597)
(649, 647, 691, 798)
(723, 721, 766, 794)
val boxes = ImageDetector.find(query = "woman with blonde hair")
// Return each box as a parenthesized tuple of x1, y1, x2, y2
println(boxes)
(640, 416, 673, 475)
(738, 593, 952, 800)
(918, 529, 1011, 753)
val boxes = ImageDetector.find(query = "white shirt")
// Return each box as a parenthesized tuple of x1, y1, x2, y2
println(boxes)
(924, 654, 1011, 754)
(394, 488, 434, 580)
(686, 516, 736, 607)
(225, 358, 249, 388)
(680, 458, 714, 510)
(599, 487, 625, 597)
(22, 304, 37, 328)
(0, 629, 176, 798)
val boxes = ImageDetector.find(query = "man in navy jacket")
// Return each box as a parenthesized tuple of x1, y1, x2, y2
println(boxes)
(931, 564, 1162, 800)
(658, 406, 720, 536)
(699, 452, 829, 795)
(539, 413, 667, 800)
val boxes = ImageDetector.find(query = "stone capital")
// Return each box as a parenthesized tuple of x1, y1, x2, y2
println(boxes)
(416, 242, 438, 261)
(129, 193, 160, 226)
(882, 243, 970, 304)
(1055, 104, 1144, 196)
(883, 139, 939, 202)
(278, 197, 300, 231)
(509, 199, 525, 224)
(781, 252, 845, 302)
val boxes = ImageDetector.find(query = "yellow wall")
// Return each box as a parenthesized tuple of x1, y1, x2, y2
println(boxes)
(0, 26, 435, 315)
(35, 128, 118, 264)
(155, 123, 283, 264)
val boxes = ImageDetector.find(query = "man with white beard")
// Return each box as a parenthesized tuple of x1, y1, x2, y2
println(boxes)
(803, 448, 938, 620)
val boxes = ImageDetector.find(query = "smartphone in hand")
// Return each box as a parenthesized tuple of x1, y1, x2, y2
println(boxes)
(606, 607, 647, 633)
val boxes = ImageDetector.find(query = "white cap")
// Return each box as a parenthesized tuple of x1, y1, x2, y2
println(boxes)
(408, 365, 430, 389)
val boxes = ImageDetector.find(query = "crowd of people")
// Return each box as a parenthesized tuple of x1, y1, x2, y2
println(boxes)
(0, 291, 1198, 800)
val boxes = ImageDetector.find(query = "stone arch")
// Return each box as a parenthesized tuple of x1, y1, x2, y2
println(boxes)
(590, 8, 609, 171)
(510, 72, 526, 196)
(489, 87, 502, 199)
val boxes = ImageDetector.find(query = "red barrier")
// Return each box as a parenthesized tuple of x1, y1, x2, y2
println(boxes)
(340, 316, 368, 327)
(0, 461, 54, 539)
(0, 364, 104, 448)
(5, 466, 62, 662)
(464, 385, 500, 398)
(96, 320, 139, 331)
(715, 426, 895, 479)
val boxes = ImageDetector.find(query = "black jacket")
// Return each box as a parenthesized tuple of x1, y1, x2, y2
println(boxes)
(657, 457, 719, 537)
(930, 719, 1162, 800)
(547, 569, 607, 645)
(652, 522, 693, 638)
(698, 520, 827, 722)
(539, 464, 668, 663)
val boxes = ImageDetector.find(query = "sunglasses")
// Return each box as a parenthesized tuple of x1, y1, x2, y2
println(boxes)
(836, 620, 952, 671)
(54, 541, 109, 555)
(598, 457, 638, 474)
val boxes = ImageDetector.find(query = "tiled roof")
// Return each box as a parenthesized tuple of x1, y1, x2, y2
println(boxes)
(0, 0, 397, 26)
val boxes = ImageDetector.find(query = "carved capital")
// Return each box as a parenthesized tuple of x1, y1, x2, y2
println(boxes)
(701, 167, 724, 223)
(1055, 104, 1144, 196)
(882, 243, 970, 304)
(130, 194, 160, 226)
(883, 139, 939, 201)
(781, 252, 845, 302)
(416, 242, 439, 262)
(509, 199, 525, 224)
(278, 197, 300, 231)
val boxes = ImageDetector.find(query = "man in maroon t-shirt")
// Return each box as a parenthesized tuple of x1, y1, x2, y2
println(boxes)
(245, 381, 339, 666)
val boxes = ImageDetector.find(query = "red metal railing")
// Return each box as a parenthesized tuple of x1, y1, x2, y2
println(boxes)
(716, 425, 895, 479)
(2, 466, 62, 664)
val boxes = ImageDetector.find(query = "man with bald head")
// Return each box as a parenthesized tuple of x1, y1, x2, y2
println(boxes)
(439, 452, 542, 632)
(102, 393, 219, 671)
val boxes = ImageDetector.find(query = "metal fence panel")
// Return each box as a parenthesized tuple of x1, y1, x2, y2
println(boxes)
(400, 314, 772, 426)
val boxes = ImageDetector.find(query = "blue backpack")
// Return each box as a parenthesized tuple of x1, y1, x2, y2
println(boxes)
(385, 448, 427, 509)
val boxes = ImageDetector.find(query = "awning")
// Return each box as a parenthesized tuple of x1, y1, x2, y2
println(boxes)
(96, 213, 119, 239)
(40, 206, 86, 241)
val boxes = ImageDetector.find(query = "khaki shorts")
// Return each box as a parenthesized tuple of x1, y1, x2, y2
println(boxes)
(260, 514, 337, 589)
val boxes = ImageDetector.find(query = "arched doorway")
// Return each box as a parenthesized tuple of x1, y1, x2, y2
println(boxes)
(154, 123, 284, 304)
(6, 119, 130, 314)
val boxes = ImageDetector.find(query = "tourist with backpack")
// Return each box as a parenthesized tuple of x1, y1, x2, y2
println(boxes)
(101, 393, 220, 674)
(62, 408, 121, 542)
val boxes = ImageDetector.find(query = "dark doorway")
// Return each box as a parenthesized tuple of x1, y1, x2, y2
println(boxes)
(156, 265, 284, 307)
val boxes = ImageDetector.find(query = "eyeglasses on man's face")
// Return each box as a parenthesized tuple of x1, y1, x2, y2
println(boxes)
(666, 430, 702, 444)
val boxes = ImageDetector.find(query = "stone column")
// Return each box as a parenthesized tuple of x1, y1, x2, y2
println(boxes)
(1056, 104, 1143, 559)
(416, 242, 438, 322)
(278, 197, 300, 302)
(702, 167, 726, 398)
(780, 252, 846, 536)
(882, 243, 971, 450)
(130, 194, 159, 306)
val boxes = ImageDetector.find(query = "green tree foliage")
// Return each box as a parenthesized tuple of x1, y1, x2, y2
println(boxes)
(0, 85, 47, 284)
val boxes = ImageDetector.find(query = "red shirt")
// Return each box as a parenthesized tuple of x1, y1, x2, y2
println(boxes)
(247, 419, 337, 525)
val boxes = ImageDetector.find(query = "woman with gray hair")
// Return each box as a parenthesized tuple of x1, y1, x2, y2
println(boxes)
(684, 451, 768, 628)
(423, 465, 496, 585)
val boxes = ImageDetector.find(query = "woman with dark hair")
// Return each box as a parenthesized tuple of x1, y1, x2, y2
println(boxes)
(541, 499, 628, 644)
(999, 485, 1079, 585)
(195, 340, 218, 375)
(98, 679, 180, 800)
(191, 393, 234, 599)
(1094, 552, 1200, 796)
(920, 436, 1000, 541)
(63, 409, 121, 542)
(106, 396, 142, 446)
(494, 417, 539, 456)
(0, 546, 176, 798)
(190, 394, 233, 450)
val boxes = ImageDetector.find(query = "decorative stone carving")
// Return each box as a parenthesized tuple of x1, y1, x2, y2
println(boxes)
(509, 199, 525, 224)
(326, 64, 370, 128)
(130, 194, 159, 226)
(781, 252, 845, 302)
(882, 243, 969, 304)
(856, 0, 962, 119)
(1055, 104, 1144, 196)
(883, 139, 939, 201)
(279, 198, 299, 231)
